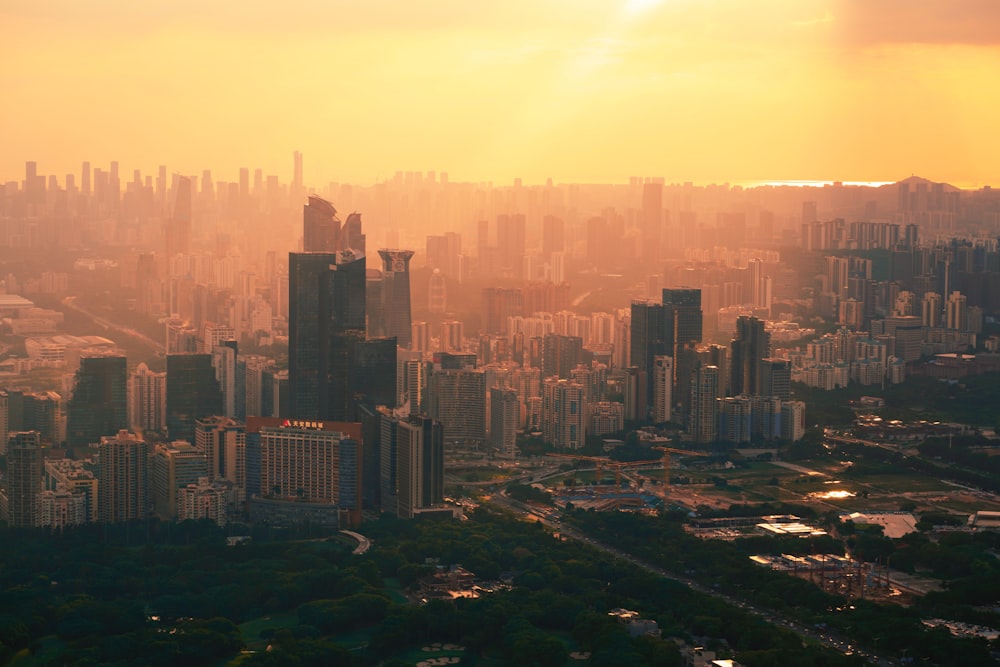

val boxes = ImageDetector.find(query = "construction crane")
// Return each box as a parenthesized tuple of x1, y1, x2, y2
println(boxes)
(651, 446, 711, 487)
(549, 453, 663, 487)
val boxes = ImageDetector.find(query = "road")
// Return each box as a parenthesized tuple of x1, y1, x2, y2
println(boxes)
(61, 296, 165, 353)
(488, 492, 893, 666)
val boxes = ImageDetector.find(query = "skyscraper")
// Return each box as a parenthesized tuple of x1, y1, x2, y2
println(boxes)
(166, 176, 191, 259)
(427, 368, 485, 444)
(351, 337, 398, 414)
(690, 365, 719, 444)
(303, 195, 340, 252)
(652, 355, 673, 423)
(150, 440, 207, 520)
(66, 352, 128, 449)
(731, 316, 769, 396)
(759, 358, 791, 400)
(396, 415, 445, 518)
(166, 354, 223, 443)
(542, 378, 586, 449)
(5, 431, 42, 527)
(497, 214, 527, 278)
(490, 387, 519, 457)
(288, 249, 366, 421)
(342, 212, 366, 254)
(542, 333, 584, 379)
(629, 300, 666, 419)
(97, 430, 149, 524)
(377, 249, 414, 347)
(194, 416, 246, 490)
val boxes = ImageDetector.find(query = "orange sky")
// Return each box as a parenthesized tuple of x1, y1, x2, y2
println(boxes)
(2, 0, 999, 187)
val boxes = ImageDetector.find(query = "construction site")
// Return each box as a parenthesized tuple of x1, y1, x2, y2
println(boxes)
(546, 446, 715, 512)
(748, 553, 929, 605)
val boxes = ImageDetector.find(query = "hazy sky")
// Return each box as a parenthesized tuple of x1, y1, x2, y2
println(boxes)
(3, 0, 999, 187)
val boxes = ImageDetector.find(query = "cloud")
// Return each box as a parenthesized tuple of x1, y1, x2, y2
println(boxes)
(835, 0, 1000, 45)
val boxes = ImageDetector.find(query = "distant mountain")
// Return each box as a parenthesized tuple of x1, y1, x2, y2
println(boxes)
(882, 175, 963, 192)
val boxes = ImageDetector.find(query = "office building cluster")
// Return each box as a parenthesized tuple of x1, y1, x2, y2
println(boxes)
(0, 187, 449, 528)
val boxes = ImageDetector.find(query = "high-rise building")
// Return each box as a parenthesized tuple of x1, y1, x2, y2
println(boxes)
(497, 214, 527, 278)
(97, 430, 149, 524)
(377, 249, 414, 347)
(396, 415, 445, 518)
(482, 288, 522, 335)
(166, 176, 192, 260)
(378, 408, 400, 514)
(166, 354, 223, 443)
(23, 391, 62, 446)
(718, 396, 753, 444)
(242, 355, 273, 419)
(0, 390, 16, 455)
(542, 378, 586, 450)
(194, 416, 246, 493)
(342, 212, 366, 254)
(303, 195, 340, 252)
(590, 401, 624, 437)
(542, 334, 584, 379)
(426, 232, 462, 277)
(946, 291, 968, 331)
(212, 341, 240, 418)
(177, 478, 228, 526)
(652, 355, 673, 423)
(288, 249, 366, 421)
(150, 440, 207, 520)
(257, 420, 362, 523)
(411, 321, 431, 354)
(730, 316, 769, 396)
(5, 431, 42, 527)
(759, 358, 792, 400)
(427, 368, 485, 444)
(489, 387, 519, 457)
(690, 365, 719, 444)
(65, 352, 128, 449)
(542, 215, 565, 258)
(780, 401, 806, 442)
(291, 150, 304, 204)
(351, 337, 398, 414)
(641, 180, 663, 259)
(921, 291, 942, 328)
(662, 288, 703, 355)
(629, 300, 666, 418)
(441, 320, 464, 353)
(428, 269, 447, 314)
(403, 358, 425, 415)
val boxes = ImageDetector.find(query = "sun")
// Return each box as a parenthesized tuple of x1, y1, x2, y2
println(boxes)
(624, 0, 664, 17)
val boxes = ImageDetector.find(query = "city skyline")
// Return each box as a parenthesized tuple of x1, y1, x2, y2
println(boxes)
(3, 1, 1000, 187)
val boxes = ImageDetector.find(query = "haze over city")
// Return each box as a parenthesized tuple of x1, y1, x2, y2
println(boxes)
(3, 0, 1000, 186)
(5, 2, 1000, 667)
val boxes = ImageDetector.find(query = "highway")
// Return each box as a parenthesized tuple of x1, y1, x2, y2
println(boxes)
(61, 296, 165, 353)
(488, 491, 893, 666)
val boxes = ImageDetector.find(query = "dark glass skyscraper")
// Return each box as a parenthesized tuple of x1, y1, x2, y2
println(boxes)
(630, 290, 704, 421)
(166, 354, 223, 443)
(376, 249, 413, 347)
(731, 316, 770, 396)
(303, 195, 340, 252)
(288, 249, 367, 421)
(351, 337, 398, 413)
(66, 352, 128, 448)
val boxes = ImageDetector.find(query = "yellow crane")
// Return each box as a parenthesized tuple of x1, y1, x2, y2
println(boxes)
(651, 446, 711, 487)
